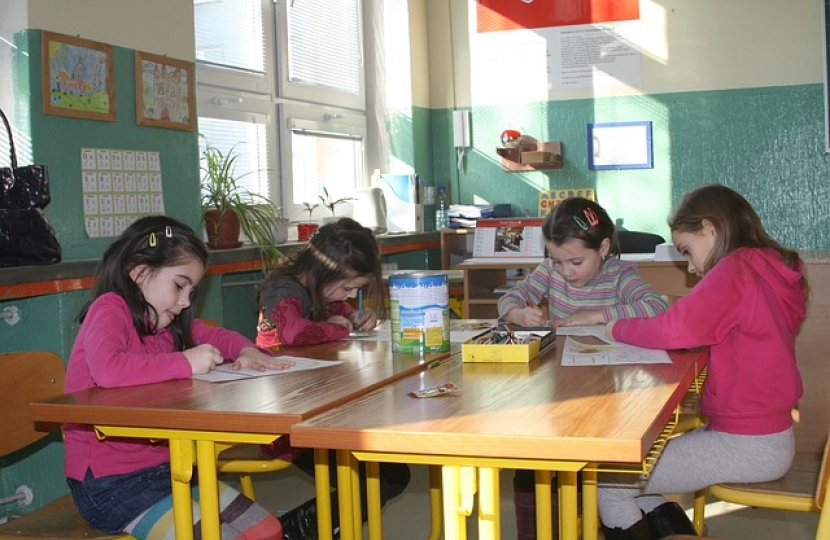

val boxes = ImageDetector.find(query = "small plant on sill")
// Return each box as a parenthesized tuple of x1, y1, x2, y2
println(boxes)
(302, 202, 319, 221)
(319, 187, 354, 216)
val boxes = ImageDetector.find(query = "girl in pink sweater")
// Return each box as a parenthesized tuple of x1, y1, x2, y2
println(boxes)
(600, 185, 808, 540)
(65, 216, 291, 540)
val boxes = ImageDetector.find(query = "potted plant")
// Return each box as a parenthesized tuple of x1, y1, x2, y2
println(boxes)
(297, 202, 320, 241)
(319, 187, 354, 222)
(200, 138, 282, 267)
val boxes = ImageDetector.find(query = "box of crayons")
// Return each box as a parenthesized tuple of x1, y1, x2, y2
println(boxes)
(461, 326, 555, 363)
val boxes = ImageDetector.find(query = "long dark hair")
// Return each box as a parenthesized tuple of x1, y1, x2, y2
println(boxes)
(543, 197, 619, 257)
(670, 184, 802, 273)
(78, 215, 209, 350)
(258, 217, 384, 321)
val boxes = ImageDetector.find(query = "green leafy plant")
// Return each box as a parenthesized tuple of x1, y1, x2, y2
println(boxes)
(302, 201, 319, 221)
(200, 137, 282, 268)
(319, 187, 354, 216)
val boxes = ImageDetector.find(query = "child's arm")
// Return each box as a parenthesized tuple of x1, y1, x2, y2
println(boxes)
(329, 300, 378, 331)
(497, 262, 552, 325)
(602, 268, 669, 320)
(268, 297, 351, 345)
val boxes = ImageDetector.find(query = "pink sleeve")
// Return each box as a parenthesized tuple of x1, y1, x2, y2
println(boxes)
(328, 301, 356, 318)
(272, 297, 350, 346)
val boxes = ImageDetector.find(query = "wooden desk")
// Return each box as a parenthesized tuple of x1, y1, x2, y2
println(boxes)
(29, 339, 451, 540)
(291, 338, 708, 540)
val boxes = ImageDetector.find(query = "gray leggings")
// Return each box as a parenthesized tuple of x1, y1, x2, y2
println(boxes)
(597, 426, 795, 529)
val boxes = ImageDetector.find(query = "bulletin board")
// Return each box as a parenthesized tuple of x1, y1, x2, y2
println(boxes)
(587, 121, 652, 170)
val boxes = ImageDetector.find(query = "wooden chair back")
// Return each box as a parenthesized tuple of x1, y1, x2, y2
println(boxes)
(0, 351, 65, 457)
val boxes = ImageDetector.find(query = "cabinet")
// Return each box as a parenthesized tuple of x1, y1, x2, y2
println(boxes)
(454, 260, 540, 319)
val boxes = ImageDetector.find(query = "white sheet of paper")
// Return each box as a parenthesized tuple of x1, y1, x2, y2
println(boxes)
(347, 320, 392, 341)
(561, 336, 671, 366)
(554, 324, 608, 338)
(193, 356, 343, 382)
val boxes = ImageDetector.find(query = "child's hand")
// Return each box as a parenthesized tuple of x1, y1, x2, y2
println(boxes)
(505, 306, 546, 327)
(233, 347, 296, 372)
(350, 308, 377, 331)
(327, 315, 353, 330)
(184, 344, 225, 375)
(605, 319, 618, 341)
(553, 310, 605, 327)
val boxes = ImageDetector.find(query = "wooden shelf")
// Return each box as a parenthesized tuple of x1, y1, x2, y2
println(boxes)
(496, 141, 563, 172)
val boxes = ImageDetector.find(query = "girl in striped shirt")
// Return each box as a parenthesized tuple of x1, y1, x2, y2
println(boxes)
(498, 197, 667, 328)
(497, 197, 668, 540)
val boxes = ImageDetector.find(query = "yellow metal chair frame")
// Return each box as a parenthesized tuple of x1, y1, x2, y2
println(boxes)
(692, 431, 830, 539)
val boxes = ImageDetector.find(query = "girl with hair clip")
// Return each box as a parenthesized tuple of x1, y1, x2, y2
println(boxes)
(64, 215, 290, 540)
(497, 197, 669, 540)
(256, 217, 383, 349)
(599, 185, 808, 540)
(256, 217, 410, 540)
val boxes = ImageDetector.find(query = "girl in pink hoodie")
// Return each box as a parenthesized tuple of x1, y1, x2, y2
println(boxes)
(599, 185, 808, 540)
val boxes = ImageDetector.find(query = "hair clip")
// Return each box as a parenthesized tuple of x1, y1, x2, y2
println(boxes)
(584, 208, 600, 227)
(165, 226, 173, 238)
(149, 232, 157, 247)
(572, 216, 589, 231)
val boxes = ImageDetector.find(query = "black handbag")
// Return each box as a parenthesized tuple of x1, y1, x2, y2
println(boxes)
(0, 107, 61, 266)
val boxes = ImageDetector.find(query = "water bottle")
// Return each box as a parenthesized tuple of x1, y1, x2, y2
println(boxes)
(435, 186, 449, 230)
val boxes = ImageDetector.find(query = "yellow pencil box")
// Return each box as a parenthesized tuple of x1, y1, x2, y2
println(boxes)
(461, 327, 555, 363)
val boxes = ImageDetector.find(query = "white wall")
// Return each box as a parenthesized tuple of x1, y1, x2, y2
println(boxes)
(28, 0, 195, 60)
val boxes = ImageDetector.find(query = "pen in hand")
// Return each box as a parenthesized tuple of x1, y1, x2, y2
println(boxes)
(358, 289, 364, 319)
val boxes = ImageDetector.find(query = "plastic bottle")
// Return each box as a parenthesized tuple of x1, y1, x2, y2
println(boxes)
(435, 186, 449, 230)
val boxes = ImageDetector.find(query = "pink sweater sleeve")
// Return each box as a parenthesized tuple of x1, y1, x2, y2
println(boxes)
(612, 258, 745, 350)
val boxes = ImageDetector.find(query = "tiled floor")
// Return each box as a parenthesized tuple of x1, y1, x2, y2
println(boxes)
(237, 464, 820, 539)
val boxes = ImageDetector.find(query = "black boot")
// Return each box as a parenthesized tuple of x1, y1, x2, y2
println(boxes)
(279, 495, 341, 540)
(601, 516, 653, 540)
(514, 483, 538, 540)
(644, 502, 697, 538)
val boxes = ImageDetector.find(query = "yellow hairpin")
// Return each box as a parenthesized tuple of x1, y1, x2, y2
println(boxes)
(149, 232, 157, 247)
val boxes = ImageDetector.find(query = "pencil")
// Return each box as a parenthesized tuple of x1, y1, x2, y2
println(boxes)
(358, 289, 364, 318)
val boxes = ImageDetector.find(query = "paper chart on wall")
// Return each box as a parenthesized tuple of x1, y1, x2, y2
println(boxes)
(192, 356, 343, 382)
(81, 147, 165, 238)
(561, 335, 670, 366)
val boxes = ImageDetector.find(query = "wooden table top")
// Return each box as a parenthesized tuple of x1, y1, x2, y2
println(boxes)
(290, 339, 707, 464)
(29, 338, 451, 434)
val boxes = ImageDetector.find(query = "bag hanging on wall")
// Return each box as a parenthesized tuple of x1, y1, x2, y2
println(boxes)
(0, 108, 61, 267)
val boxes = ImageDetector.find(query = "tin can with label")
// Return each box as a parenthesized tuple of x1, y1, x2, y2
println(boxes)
(388, 273, 450, 353)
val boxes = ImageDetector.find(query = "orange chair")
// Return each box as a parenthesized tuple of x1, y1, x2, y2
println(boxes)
(0, 351, 133, 540)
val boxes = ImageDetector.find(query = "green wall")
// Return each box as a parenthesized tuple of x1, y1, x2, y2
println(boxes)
(430, 84, 830, 250)
(16, 30, 202, 262)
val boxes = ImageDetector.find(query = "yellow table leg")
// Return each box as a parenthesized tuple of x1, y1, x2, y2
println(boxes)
(196, 439, 221, 540)
(441, 466, 469, 540)
(427, 466, 443, 540)
(315, 448, 334, 540)
(535, 470, 553, 540)
(478, 467, 500, 540)
(582, 467, 598, 540)
(168, 438, 195, 540)
(335, 449, 358, 540)
(558, 471, 578, 540)
(366, 462, 383, 540)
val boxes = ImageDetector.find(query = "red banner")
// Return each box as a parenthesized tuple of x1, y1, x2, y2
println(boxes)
(477, 0, 639, 33)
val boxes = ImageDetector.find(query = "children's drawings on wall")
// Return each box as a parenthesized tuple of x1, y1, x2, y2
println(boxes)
(81, 148, 165, 238)
(135, 51, 195, 131)
(42, 31, 115, 121)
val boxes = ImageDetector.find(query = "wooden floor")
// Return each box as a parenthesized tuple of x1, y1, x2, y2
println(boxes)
(231, 464, 820, 540)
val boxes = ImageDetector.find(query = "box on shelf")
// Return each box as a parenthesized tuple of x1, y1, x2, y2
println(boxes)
(462, 327, 555, 363)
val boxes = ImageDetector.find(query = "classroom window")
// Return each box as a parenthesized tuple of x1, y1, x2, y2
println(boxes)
(194, 0, 369, 223)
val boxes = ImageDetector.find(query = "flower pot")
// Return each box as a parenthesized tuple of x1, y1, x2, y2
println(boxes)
(204, 208, 243, 249)
(272, 218, 289, 244)
(297, 222, 320, 242)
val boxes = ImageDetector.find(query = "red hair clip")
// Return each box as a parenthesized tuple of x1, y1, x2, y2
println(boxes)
(583, 208, 600, 227)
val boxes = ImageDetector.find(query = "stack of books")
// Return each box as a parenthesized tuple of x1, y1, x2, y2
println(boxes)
(448, 204, 511, 228)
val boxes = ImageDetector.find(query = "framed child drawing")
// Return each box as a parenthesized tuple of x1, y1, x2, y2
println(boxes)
(42, 31, 116, 121)
(135, 51, 195, 131)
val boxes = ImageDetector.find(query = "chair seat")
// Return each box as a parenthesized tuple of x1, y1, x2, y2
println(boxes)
(0, 494, 132, 539)
(709, 457, 821, 512)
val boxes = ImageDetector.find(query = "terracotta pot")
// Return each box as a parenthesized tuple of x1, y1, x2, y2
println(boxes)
(204, 208, 243, 249)
(297, 222, 320, 242)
